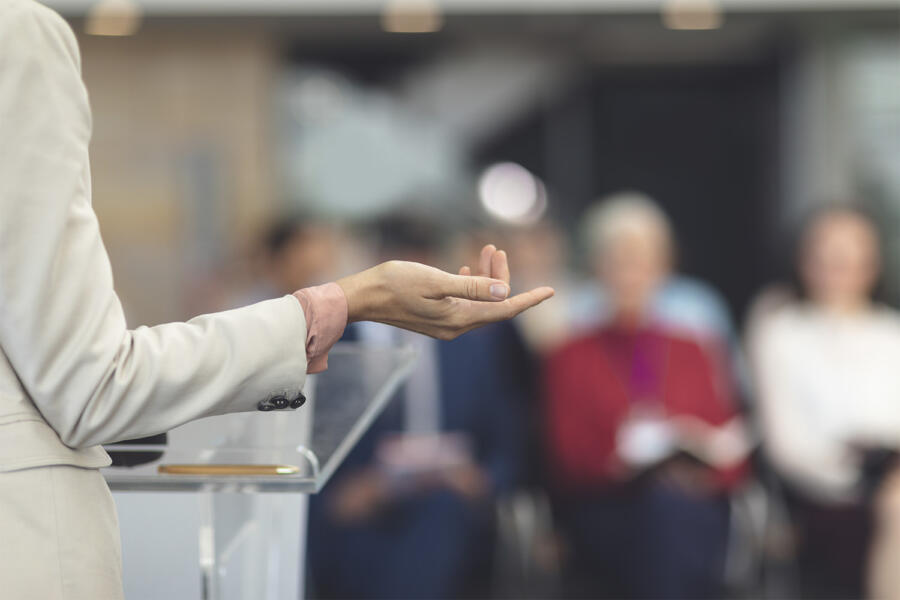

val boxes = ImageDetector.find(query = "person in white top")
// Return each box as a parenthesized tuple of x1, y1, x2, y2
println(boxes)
(750, 206, 900, 599)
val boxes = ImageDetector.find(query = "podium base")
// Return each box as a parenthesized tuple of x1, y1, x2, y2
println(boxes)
(114, 490, 306, 600)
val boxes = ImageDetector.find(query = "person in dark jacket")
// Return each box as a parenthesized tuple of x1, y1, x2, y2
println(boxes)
(307, 217, 529, 599)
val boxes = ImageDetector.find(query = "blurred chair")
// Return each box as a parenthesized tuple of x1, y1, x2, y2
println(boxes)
(493, 489, 563, 600)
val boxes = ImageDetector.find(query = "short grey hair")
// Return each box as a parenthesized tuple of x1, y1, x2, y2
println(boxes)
(581, 191, 674, 257)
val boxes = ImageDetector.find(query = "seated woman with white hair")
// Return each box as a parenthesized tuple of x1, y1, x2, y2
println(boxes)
(571, 191, 741, 361)
(543, 193, 750, 599)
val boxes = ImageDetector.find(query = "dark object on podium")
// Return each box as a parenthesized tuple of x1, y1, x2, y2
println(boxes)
(108, 433, 167, 467)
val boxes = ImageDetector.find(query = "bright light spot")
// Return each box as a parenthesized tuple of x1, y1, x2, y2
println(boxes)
(662, 0, 724, 31)
(85, 0, 142, 36)
(478, 162, 548, 226)
(381, 0, 444, 34)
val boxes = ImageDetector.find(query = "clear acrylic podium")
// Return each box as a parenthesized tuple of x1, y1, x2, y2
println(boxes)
(103, 344, 415, 600)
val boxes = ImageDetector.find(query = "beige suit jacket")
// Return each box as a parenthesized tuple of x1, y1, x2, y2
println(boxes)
(0, 0, 310, 472)
(0, 4, 311, 596)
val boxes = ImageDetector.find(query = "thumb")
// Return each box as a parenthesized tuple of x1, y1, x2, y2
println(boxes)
(441, 273, 510, 302)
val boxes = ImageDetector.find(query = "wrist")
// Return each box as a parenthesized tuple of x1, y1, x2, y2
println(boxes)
(337, 267, 383, 323)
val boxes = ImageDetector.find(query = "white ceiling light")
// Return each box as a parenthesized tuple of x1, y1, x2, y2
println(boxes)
(381, 0, 444, 34)
(85, 0, 143, 36)
(662, 0, 724, 30)
(478, 162, 548, 226)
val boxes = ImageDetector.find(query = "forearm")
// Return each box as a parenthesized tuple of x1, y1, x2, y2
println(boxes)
(46, 299, 309, 448)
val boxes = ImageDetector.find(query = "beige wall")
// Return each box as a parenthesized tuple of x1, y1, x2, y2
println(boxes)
(75, 23, 281, 325)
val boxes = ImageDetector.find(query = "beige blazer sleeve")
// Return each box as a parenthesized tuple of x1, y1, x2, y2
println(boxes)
(0, 0, 309, 450)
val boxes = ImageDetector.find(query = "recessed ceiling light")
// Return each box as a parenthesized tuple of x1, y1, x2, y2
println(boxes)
(85, 0, 143, 37)
(381, 0, 444, 34)
(662, 0, 724, 31)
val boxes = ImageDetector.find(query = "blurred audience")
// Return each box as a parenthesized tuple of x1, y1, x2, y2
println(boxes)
(307, 215, 531, 600)
(749, 206, 900, 599)
(571, 192, 738, 348)
(543, 194, 750, 599)
(241, 215, 342, 303)
(570, 192, 749, 400)
(258, 200, 900, 600)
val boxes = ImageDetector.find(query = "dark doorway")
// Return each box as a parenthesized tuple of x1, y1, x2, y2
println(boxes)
(477, 59, 782, 320)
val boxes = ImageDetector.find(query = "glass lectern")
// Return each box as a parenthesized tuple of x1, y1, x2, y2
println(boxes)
(103, 343, 416, 600)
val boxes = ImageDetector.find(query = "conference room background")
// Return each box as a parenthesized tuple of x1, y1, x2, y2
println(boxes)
(47, 0, 900, 598)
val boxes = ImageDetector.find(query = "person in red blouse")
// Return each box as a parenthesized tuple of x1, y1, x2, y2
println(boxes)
(544, 195, 748, 599)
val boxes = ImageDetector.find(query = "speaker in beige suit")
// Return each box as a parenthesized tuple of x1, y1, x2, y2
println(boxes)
(0, 2, 553, 597)
(0, 2, 311, 597)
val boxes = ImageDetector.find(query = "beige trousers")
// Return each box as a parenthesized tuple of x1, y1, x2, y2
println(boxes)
(0, 465, 123, 600)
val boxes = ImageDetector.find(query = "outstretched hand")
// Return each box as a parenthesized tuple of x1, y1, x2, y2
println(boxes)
(337, 244, 554, 340)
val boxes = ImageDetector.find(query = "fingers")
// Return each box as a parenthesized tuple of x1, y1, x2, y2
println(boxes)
(478, 244, 509, 286)
(389, 284, 554, 341)
(504, 286, 555, 316)
(492, 249, 510, 285)
(440, 273, 510, 302)
(478, 244, 496, 277)
(439, 286, 554, 339)
(468, 286, 555, 322)
(351, 258, 551, 342)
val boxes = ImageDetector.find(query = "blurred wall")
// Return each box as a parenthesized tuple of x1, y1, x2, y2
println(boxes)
(781, 30, 900, 301)
(68, 10, 899, 326)
(77, 25, 280, 324)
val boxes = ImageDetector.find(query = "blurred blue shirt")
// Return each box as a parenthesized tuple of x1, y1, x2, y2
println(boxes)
(570, 275, 738, 348)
